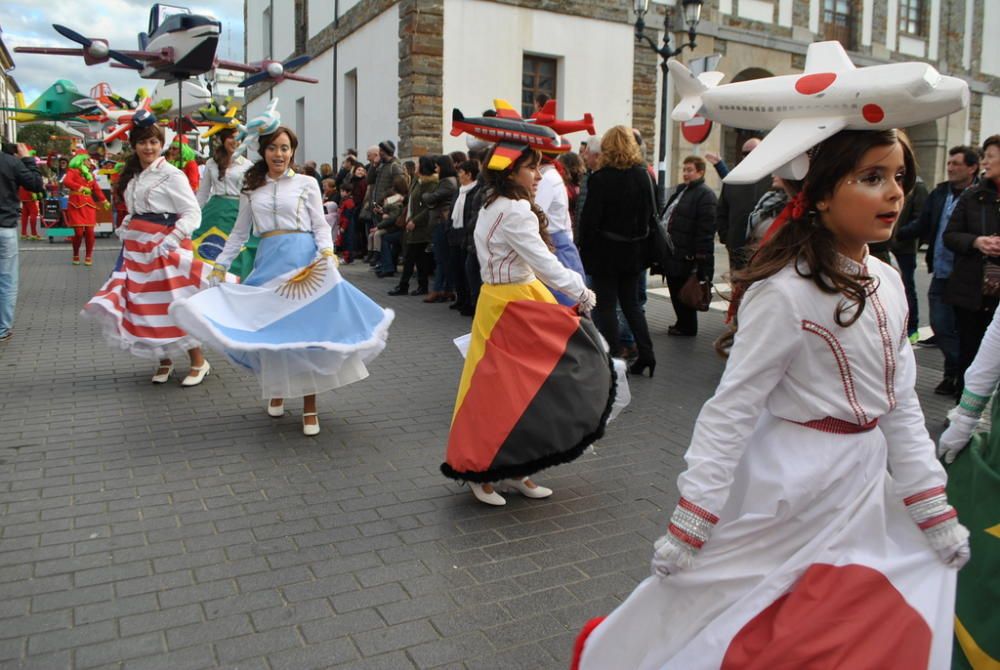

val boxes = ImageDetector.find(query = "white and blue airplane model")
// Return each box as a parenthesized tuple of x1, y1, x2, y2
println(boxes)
(669, 40, 970, 184)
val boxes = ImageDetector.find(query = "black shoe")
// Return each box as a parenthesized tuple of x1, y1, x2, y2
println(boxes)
(376, 271, 395, 278)
(628, 357, 656, 377)
(915, 335, 939, 349)
(388, 285, 409, 296)
(410, 287, 429, 296)
(934, 376, 957, 396)
(667, 326, 696, 337)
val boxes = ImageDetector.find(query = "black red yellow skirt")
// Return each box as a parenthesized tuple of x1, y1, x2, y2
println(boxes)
(442, 280, 615, 483)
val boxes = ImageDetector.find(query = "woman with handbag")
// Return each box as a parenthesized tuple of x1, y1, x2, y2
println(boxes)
(579, 126, 657, 376)
(943, 134, 1000, 391)
(661, 155, 718, 338)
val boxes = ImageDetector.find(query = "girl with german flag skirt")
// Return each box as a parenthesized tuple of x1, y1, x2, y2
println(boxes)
(442, 142, 614, 506)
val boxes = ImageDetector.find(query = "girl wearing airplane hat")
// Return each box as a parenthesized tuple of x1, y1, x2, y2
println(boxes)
(573, 128, 969, 670)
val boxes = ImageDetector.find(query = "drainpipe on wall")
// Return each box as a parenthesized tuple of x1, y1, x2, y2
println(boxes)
(332, 0, 339, 164)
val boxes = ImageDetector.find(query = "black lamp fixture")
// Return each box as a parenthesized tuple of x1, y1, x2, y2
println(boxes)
(634, 0, 704, 207)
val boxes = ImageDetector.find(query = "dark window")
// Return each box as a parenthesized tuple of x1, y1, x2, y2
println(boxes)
(522, 55, 557, 118)
(899, 0, 926, 36)
(822, 0, 854, 49)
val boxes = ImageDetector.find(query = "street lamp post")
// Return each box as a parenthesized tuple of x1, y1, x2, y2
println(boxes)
(634, 0, 703, 209)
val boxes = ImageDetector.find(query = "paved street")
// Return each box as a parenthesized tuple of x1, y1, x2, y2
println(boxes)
(0, 237, 954, 669)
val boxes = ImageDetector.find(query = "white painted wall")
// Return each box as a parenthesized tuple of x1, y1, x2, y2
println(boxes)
(308, 2, 333, 41)
(441, 0, 635, 154)
(272, 0, 296, 62)
(719, 0, 733, 14)
(983, 1, 1000, 77)
(962, 0, 973, 70)
(886, 0, 897, 52)
(809, 0, 820, 34)
(738, 0, 773, 23)
(246, 0, 267, 62)
(898, 34, 926, 58)
(982, 95, 1000, 142)
(778, 0, 792, 27)
(928, 0, 940, 61)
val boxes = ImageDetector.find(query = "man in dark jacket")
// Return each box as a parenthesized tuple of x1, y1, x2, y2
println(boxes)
(662, 155, 718, 336)
(1, 142, 45, 342)
(898, 145, 979, 395)
(713, 138, 771, 270)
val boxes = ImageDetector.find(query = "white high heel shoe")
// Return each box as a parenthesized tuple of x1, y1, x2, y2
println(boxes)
(267, 400, 285, 418)
(499, 478, 553, 499)
(181, 362, 211, 387)
(469, 483, 506, 506)
(151, 363, 173, 384)
(302, 412, 320, 436)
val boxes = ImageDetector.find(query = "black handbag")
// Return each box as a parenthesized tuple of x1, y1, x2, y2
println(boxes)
(647, 176, 675, 273)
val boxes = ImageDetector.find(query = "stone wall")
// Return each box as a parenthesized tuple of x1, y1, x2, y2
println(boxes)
(398, 0, 444, 156)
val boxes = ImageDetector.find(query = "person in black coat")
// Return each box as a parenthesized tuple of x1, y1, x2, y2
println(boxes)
(1, 142, 44, 342)
(661, 155, 718, 337)
(712, 138, 771, 271)
(449, 160, 481, 315)
(943, 135, 1000, 389)
(579, 126, 656, 376)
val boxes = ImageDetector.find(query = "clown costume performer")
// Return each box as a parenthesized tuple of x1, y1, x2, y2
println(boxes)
(82, 116, 215, 386)
(573, 48, 973, 665)
(63, 153, 109, 266)
(170, 126, 393, 436)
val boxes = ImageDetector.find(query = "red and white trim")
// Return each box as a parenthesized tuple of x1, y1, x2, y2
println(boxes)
(666, 497, 719, 551)
(869, 291, 897, 410)
(801, 320, 868, 426)
(903, 486, 962, 549)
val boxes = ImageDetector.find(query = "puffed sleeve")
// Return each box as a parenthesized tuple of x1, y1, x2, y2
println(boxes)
(504, 201, 587, 300)
(677, 277, 802, 515)
(303, 179, 333, 251)
(214, 192, 253, 270)
(167, 170, 202, 239)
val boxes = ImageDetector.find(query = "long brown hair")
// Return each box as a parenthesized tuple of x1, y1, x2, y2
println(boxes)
(716, 129, 916, 355)
(115, 124, 165, 201)
(213, 128, 235, 179)
(242, 126, 299, 192)
(481, 146, 553, 249)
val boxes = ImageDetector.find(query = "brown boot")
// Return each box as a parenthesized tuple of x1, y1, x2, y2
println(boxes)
(423, 291, 442, 303)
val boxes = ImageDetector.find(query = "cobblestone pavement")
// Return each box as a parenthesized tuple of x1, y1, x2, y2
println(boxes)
(0, 238, 954, 669)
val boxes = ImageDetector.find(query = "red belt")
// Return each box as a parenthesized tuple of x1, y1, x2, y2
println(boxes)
(792, 417, 879, 434)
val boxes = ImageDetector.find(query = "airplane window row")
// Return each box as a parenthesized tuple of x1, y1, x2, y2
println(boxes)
(717, 103, 860, 112)
(475, 127, 533, 142)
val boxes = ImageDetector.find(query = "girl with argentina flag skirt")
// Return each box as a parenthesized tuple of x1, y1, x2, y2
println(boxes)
(171, 124, 393, 436)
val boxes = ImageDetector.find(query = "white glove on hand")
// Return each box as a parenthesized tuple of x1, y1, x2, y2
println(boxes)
(938, 410, 978, 464)
(159, 232, 181, 254)
(651, 533, 696, 578)
(577, 288, 597, 314)
(937, 533, 971, 569)
(904, 487, 971, 569)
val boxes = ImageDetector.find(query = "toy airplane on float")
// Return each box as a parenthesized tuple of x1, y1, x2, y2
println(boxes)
(451, 101, 570, 170)
(669, 40, 970, 184)
(14, 4, 318, 87)
(232, 98, 282, 157)
(0, 80, 98, 123)
(529, 100, 596, 137)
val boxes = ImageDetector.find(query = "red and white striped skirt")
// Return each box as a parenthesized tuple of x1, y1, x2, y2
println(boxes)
(82, 213, 214, 360)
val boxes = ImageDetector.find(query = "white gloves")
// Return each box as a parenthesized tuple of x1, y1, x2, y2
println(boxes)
(904, 487, 971, 569)
(938, 409, 979, 464)
(159, 232, 182, 253)
(577, 288, 597, 314)
(651, 533, 696, 578)
(937, 533, 971, 569)
(650, 498, 718, 578)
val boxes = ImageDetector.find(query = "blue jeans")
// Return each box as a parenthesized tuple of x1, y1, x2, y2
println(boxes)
(0, 227, 18, 337)
(619, 273, 647, 346)
(379, 228, 403, 274)
(431, 224, 452, 293)
(929, 276, 959, 378)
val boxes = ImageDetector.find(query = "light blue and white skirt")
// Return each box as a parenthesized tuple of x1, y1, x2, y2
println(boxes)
(170, 232, 394, 398)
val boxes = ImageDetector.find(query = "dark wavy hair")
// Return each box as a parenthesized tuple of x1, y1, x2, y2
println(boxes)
(481, 145, 552, 249)
(115, 123, 166, 200)
(716, 128, 916, 355)
(242, 126, 299, 192)
(213, 128, 236, 179)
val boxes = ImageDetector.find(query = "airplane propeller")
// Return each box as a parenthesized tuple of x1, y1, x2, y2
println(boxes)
(52, 24, 144, 70)
(238, 55, 313, 88)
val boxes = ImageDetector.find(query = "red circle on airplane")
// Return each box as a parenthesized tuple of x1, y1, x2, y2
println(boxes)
(794, 73, 837, 95)
(681, 115, 713, 145)
(862, 104, 886, 123)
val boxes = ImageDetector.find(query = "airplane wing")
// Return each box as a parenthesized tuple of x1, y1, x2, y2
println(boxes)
(213, 59, 261, 74)
(803, 41, 856, 73)
(492, 99, 522, 120)
(723, 116, 847, 185)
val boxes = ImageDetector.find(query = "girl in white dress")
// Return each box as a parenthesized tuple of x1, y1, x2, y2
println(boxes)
(574, 129, 970, 670)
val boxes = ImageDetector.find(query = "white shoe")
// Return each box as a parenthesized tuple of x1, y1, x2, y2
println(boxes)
(181, 362, 211, 387)
(267, 400, 285, 418)
(500, 478, 553, 499)
(302, 412, 320, 436)
(152, 363, 173, 384)
(470, 483, 506, 506)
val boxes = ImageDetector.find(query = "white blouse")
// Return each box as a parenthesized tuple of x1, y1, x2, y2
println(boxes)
(196, 155, 253, 206)
(215, 170, 333, 270)
(677, 254, 946, 516)
(475, 196, 587, 300)
(535, 164, 572, 237)
(123, 157, 201, 239)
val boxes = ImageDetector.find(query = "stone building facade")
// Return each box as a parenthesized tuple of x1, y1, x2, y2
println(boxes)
(245, 0, 1000, 187)
(0, 27, 20, 143)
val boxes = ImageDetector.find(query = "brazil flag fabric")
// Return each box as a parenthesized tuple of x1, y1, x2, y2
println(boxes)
(442, 281, 615, 483)
(191, 195, 257, 281)
(947, 395, 1000, 669)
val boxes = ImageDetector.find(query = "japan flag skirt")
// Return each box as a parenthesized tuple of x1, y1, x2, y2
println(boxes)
(573, 412, 957, 670)
(170, 232, 393, 399)
(82, 213, 213, 360)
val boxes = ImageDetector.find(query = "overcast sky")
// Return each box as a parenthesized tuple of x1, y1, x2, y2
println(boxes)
(4, 0, 245, 102)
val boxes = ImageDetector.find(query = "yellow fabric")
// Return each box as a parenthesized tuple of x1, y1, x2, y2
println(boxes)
(955, 616, 1000, 670)
(451, 280, 556, 424)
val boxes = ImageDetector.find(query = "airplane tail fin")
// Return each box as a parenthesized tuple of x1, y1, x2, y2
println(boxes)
(14, 92, 26, 110)
(582, 113, 596, 137)
(667, 59, 720, 122)
(450, 109, 464, 136)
